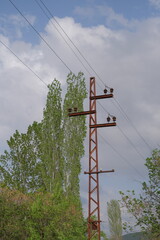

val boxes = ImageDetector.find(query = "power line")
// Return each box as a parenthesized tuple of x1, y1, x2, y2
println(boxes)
(0, 39, 147, 182)
(117, 125, 146, 160)
(6, 1, 157, 196)
(34, 0, 106, 92)
(34, 0, 113, 118)
(7, 0, 152, 167)
(37, 0, 110, 89)
(93, 94, 147, 162)
(34, 0, 93, 78)
(0, 39, 48, 87)
(112, 98, 153, 151)
(8, 0, 72, 73)
(0, 37, 146, 187)
(98, 131, 146, 180)
(34, 0, 153, 154)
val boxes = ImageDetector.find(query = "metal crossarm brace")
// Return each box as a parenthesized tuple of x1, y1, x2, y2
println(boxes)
(90, 93, 113, 100)
(90, 122, 116, 128)
(69, 110, 96, 117)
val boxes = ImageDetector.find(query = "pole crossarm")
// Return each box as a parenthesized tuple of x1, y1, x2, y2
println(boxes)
(90, 93, 113, 100)
(90, 122, 116, 128)
(84, 169, 115, 174)
(68, 110, 96, 117)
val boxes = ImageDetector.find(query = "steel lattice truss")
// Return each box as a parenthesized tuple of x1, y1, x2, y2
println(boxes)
(68, 77, 116, 240)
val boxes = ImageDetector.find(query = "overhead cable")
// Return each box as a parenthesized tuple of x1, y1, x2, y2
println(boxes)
(7, 0, 152, 175)
(35, 0, 153, 153)
(37, 0, 110, 89)
(98, 131, 147, 180)
(0, 39, 48, 87)
(34, 0, 93, 78)
(0, 39, 146, 183)
(8, 0, 72, 73)
(112, 98, 153, 151)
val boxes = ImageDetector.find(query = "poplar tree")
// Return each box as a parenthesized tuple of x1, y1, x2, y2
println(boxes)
(39, 79, 64, 193)
(107, 199, 122, 240)
(63, 72, 87, 199)
(0, 72, 87, 238)
(0, 72, 87, 198)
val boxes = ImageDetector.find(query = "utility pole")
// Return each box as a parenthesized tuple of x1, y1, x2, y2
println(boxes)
(68, 77, 116, 240)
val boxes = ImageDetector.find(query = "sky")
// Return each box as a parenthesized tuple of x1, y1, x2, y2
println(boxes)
(0, 0, 160, 236)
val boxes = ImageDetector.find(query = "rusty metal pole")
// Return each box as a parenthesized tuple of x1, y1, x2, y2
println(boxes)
(68, 77, 116, 240)
(88, 77, 100, 240)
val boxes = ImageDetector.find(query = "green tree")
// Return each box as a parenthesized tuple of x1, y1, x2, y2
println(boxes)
(0, 72, 87, 239)
(107, 199, 122, 240)
(0, 122, 42, 193)
(39, 79, 64, 193)
(0, 187, 86, 240)
(63, 72, 87, 198)
(120, 149, 160, 240)
(0, 187, 29, 239)
(0, 73, 87, 196)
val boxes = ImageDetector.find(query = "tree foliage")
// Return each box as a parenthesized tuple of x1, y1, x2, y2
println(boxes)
(0, 187, 86, 240)
(120, 149, 160, 240)
(107, 199, 122, 240)
(40, 79, 64, 193)
(63, 72, 87, 198)
(0, 72, 87, 194)
(0, 123, 42, 192)
(0, 72, 87, 239)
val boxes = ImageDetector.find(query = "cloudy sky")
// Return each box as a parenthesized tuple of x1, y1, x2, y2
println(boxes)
(0, 0, 160, 235)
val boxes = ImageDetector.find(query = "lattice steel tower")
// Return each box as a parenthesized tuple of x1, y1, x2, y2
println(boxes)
(68, 77, 116, 240)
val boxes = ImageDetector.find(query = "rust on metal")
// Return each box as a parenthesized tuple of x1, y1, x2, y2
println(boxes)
(68, 110, 96, 117)
(90, 122, 116, 128)
(84, 169, 115, 174)
(88, 77, 101, 240)
(92, 222, 97, 230)
(90, 93, 113, 100)
(68, 76, 116, 240)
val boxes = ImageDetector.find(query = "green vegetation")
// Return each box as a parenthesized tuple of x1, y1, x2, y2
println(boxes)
(0, 72, 87, 239)
(0, 188, 86, 239)
(122, 232, 145, 240)
(107, 199, 122, 240)
(120, 149, 160, 240)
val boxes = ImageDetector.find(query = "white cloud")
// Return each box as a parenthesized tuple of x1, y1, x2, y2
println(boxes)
(149, 0, 160, 9)
(9, 14, 36, 27)
(0, 14, 36, 39)
(74, 4, 138, 29)
(97, 5, 129, 27)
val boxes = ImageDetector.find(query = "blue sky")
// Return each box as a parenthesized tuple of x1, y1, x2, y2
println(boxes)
(1, 0, 160, 42)
(1, 0, 159, 22)
(0, 0, 160, 235)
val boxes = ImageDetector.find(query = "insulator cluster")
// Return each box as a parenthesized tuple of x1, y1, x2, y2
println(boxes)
(68, 107, 78, 113)
(107, 115, 116, 122)
(104, 87, 114, 95)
